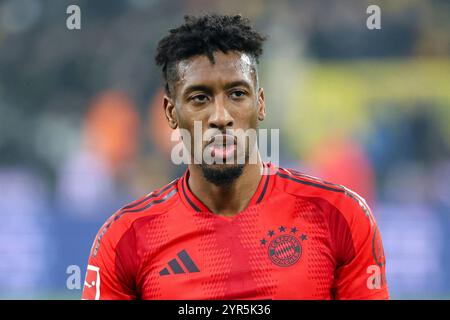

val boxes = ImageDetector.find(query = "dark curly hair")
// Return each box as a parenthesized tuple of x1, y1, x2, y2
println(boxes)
(155, 14, 267, 96)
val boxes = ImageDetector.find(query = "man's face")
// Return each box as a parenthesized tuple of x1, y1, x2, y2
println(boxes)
(164, 51, 266, 185)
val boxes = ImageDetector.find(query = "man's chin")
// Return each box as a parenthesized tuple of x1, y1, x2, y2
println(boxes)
(199, 162, 245, 186)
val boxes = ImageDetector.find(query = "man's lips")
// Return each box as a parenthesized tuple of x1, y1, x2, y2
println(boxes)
(209, 144, 236, 159)
(205, 134, 237, 159)
(207, 134, 236, 146)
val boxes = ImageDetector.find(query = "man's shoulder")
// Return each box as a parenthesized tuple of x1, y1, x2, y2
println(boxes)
(273, 166, 375, 226)
(116, 178, 180, 224)
(89, 178, 181, 257)
(274, 166, 349, 198)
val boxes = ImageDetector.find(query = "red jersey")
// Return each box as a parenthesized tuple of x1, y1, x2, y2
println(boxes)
(82, 162, 388, 300)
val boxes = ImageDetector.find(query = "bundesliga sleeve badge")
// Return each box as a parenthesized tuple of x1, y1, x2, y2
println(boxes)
(83, 265, 101, 300)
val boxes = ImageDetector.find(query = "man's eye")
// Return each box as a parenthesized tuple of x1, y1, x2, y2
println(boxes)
(230, 90, 246, 99)
(190, 95, 208, 103)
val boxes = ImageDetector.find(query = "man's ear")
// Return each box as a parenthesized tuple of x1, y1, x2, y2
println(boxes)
(163, 95, 178, 129)
(257, 88, 266, 121)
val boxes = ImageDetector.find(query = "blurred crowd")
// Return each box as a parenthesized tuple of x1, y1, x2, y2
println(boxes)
(0, 0, 449, 298)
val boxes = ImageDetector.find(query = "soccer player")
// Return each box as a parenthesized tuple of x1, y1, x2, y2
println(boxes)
(82, 14, 388, 300)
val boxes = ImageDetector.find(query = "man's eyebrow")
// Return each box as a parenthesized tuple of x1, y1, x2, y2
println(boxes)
(181, 80, 253, 98)
(182, 85, 213, 97)
(224, 80, 252, 90)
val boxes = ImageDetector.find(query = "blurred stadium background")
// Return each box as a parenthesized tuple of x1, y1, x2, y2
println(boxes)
(0, 0, 449, 299)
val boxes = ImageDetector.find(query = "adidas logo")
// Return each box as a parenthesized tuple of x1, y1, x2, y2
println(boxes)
(159, 249, 200, 276)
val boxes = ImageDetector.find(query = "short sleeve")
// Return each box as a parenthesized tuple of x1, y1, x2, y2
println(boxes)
(82, 219, 138, 300)
(332, 194, 389, 300)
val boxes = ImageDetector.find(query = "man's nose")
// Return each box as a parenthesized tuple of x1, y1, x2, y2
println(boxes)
(208, 95, 233, 129)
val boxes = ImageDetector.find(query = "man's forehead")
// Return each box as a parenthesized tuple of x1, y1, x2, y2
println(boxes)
(177, 51, 256, 85)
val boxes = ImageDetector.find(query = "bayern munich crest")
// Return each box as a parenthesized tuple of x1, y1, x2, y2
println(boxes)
(260, 226, 307, 267)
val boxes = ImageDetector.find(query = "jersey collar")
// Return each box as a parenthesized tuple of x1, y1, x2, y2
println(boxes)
(178, 162, 276, 213)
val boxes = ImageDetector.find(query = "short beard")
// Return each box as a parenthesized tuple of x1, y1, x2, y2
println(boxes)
(200, 164, 245, 187)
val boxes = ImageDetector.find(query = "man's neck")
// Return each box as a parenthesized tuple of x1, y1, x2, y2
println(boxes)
(187, 158, 263, 217)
